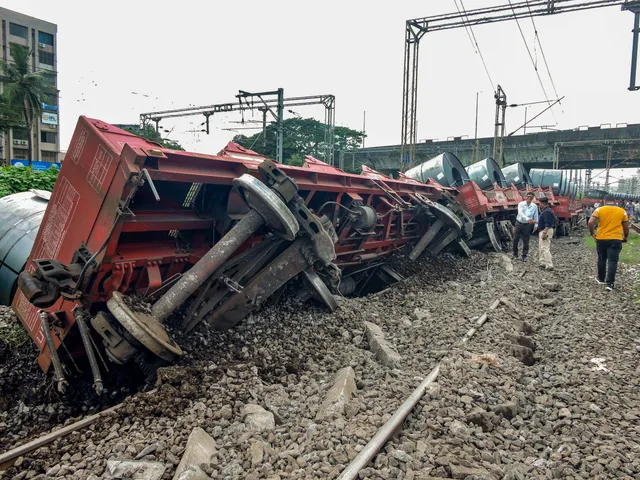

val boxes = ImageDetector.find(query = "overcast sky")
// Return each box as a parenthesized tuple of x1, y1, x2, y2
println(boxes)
(6, 0, 640, 182)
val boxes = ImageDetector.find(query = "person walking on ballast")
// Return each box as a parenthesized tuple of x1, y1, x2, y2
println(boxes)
(588, 195, 629, 291)
(513, 191, 538, 262)
(625, 201, 634, 223)
(536, 197, 556, 270)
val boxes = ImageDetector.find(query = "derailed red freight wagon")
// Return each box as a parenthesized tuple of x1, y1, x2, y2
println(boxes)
(404, 153, 523, 253)
(550, 194, 582, 235)
(14, 117, 472, 393)
(456, 181, 523, 251)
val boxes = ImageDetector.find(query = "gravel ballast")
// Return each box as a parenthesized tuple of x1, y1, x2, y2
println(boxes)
(1, 234, 639, 480)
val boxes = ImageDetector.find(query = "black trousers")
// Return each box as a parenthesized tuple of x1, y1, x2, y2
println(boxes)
(513, 222, 533, 257)
(596, 239, 622, 285)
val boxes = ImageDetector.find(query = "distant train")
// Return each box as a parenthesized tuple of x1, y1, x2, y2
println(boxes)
(584, 189, 640, 203)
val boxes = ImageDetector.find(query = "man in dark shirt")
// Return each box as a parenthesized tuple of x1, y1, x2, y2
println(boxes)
(536, 197, 556, 270)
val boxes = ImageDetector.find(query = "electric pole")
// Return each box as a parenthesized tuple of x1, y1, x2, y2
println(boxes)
(276, 88, 284, 163)
(362, 111, 366, 148)
(623, 1, 640, 90)
(260, 108, 267, 151)
(604, 146, 613, 189)
(493, 85, 507, 167)
(472, 92, 480, 164)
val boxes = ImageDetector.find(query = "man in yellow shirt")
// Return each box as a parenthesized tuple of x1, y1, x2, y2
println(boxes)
(588, 195, 629, 291)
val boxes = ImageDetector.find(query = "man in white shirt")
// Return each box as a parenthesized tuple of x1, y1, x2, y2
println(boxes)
(513, 191, 539, 262)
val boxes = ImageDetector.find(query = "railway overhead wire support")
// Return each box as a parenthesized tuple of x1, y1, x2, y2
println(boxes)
(623, 1, 640, 90)
(400, 0, 633, 171)
(140, 90, 336, 165)
(493, 86, 507, 167)
(605, 145, 613, 188)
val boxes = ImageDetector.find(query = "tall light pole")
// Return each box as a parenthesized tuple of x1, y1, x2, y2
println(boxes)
(472, 91, 481, 164)
(362, 111, 366, 148)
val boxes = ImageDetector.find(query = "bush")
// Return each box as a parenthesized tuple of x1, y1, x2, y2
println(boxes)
(0, 166, 59, 198)
(286, 153, 305, 167)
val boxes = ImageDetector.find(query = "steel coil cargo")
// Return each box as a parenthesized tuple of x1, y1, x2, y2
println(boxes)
(501, 163, 532, 190)
(465, 157, 506, 190)
(585, 190, 607, 200)
(404, 152, 470, 188)
(0, 190, 50, 305)
(559, 175, 570, 196)
(565, 180, 573, 198)
(529, 168, 566, 195)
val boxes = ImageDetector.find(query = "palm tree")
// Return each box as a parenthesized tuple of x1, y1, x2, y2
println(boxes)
(0, 93, 24, 133)
(0, 44, 55, 166)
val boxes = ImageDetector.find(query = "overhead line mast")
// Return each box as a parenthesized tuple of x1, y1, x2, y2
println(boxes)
(401, 0, 638, 171)
(140, 90, 336, 165)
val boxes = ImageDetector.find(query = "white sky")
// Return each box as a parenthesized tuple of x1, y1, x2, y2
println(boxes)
(7, 0, 640, 182)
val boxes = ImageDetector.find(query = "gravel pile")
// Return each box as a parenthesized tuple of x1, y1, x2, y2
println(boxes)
(2, 235, 639, 480)
(0, 306, 61, 450)
(0, 305, 143, 454)
(361, 237, 640, 479)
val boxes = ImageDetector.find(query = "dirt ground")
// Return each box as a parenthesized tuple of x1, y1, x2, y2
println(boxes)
(1, 232, 639, 480)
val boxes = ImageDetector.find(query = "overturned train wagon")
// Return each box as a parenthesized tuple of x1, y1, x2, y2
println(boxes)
(13, 117, 473, 393)
(456, 158, 525, 252)
(405, 153, 516, 253)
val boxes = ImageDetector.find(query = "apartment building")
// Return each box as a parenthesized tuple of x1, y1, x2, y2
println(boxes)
(0, 7, 59, 167)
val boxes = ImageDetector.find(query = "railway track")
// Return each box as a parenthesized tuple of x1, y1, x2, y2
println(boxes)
(338, 298, 501, 480)
(2, 238, 638, 479)
(0, 117, 635, 478)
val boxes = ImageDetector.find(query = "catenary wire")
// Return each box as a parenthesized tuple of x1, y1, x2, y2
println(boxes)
(454, 0, 496, 91)
(525, 0, 564, 113)
(507, 0, 558, 123)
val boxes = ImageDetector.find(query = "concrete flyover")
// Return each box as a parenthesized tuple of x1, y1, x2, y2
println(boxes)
(345, 123, 640, 175)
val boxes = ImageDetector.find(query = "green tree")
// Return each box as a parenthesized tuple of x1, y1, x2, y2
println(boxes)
(0, 44, 56, 166)
(232, 117, 364, 166)
(343, 163, 363, 175)
(287, 153, 305, 167)
(123, 125, 185, 151)
(0, 94, 24, 133)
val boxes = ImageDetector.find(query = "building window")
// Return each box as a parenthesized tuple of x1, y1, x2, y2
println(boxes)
(38, 50, 54, 66)
(13, 148, 29, 160)
(38, 31, 54, 47)
(9, 23, 27, 39)
(41, 131, 57, 144)
(41, 151, 57, 162)
(13, 129, 29, 141)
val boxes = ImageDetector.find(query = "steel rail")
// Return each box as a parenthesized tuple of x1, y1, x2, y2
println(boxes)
(337, 298, 501, 480)
(0, 389, 156, 470)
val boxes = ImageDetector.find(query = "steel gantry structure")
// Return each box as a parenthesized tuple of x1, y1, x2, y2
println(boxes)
(140, 90, 336, 164)
(401, 0, 640, 171)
